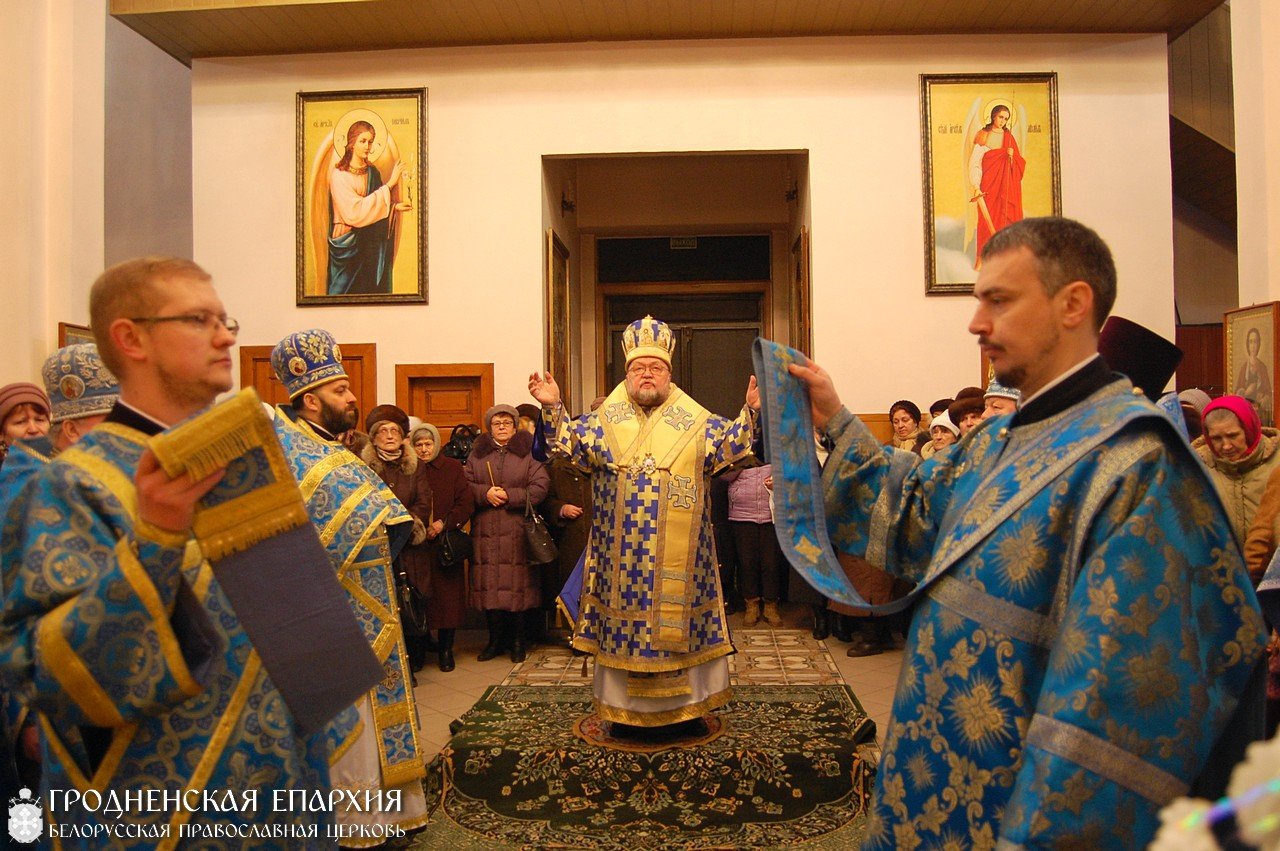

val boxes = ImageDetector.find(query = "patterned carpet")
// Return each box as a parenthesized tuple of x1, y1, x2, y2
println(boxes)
(410, 632, 877, 849)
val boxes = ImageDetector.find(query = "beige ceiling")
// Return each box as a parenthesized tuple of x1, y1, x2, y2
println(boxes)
(111, 0, 1224, 66)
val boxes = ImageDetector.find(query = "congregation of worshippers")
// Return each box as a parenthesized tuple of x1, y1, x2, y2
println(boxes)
(1, 218, 1278, 848)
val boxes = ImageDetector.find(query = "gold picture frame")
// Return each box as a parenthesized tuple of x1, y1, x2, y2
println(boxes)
(296, 88, 427, 306)
(1225, 302, 1280, 427)
(58, 322, 94, 347)
(920, 73, 1061, 294)
(546, 230, 571, 410)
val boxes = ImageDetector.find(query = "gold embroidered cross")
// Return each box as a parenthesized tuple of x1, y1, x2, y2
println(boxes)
(605, 402, 631, 423)
(667, 474, 696, 509)
(663, 406, 694, 430)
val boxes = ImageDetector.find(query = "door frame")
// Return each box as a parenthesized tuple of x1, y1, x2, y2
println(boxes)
(594, 281, 770, 398)
(394, 363, 495, 433)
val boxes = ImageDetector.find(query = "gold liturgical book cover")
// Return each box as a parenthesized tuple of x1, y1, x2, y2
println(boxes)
(149, 388, 383, 732)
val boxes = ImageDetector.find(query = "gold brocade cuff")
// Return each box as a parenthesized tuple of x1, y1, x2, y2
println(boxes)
(133, 518, 190, 551)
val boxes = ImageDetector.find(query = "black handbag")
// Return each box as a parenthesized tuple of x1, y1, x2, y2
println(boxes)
(438, 526, 472, 570)
(397, 568, 429, 636)
(523, 494, 558, 566)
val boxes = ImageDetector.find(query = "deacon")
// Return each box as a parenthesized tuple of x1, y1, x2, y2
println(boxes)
(529, 316, 759, 738)
(270, 329, 429, 841)
(0, 257, 333, 842)
(787, 218, 1266, 847)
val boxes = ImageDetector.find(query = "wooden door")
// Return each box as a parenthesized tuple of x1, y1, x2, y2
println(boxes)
(238, 343, 378, 416)
(395, 363, 494, 443)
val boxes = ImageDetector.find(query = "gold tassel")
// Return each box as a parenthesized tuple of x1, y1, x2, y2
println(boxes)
(150, 388, 270, 480)
(149, 388, 311, 561)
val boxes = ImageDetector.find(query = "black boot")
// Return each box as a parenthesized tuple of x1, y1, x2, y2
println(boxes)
(510, 611, 528, 663)
(811, 605, 830, 640)
(478, 611, 506, 661)
(437, 629, 456, 672)
(845, 619, 886, 658)
(832, 614, 853, 643)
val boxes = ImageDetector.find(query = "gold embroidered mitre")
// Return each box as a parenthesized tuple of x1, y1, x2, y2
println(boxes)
(622, 315, 676, 367)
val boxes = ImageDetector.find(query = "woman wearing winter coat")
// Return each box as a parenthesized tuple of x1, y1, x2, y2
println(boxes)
(464, 404, 550, 663)
(409, 422, 475, 673)
(361, 405, 434, 669)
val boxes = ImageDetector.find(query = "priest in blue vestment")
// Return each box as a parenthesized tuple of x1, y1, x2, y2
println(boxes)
(786, 218, 1267, 848)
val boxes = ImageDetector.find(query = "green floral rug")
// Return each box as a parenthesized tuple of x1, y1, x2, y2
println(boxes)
(412, 683, 877, 849)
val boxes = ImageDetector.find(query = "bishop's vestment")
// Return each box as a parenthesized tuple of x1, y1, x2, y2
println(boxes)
(543, 382, 755, 725)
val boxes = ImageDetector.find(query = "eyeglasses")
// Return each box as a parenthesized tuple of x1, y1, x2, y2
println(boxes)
(129, 312, 240, 336)
(627, 364, 670, 377)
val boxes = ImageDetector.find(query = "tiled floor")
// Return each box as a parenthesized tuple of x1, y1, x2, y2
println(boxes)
(411, 602, 904, 760)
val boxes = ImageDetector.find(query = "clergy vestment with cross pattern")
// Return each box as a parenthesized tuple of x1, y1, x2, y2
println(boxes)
(542, 380, 756, 725)
(272, 408, 430, 840)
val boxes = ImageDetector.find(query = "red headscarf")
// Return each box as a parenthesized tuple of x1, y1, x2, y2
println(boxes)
(1202, 395, 1262, 456)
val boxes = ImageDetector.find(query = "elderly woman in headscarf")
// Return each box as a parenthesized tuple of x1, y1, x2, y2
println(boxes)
(360, 405, 434, 669)
(409, 422, 475, 673)
(1193, 394, 1280, 542)
(464, 403, 549, 663)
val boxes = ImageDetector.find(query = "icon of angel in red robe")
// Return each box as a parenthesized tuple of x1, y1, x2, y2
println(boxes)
(964, 100, 1027, 268)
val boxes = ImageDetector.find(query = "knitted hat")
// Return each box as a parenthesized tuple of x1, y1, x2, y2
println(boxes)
(484, 404, 520, 429)
(0, 383, 50, 426)
(929, 410, 960, 437)
(1098, 316, 1183, 401)
(41, 344, 119, 423)
(270, 329, 349, 400)
(1178, 388, 1212, 416)
(622, 315, 676, 367)
(365, 404, 410, 436)
(983, 378, 1021, 403)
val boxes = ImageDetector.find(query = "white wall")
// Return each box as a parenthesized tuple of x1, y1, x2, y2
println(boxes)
(1232, 0, 1280, 306)
(191, 34, 1174, 413)
(2, 0, 104, 380)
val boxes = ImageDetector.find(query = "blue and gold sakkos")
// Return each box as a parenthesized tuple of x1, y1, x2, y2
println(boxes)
(0, 423, 331, 844)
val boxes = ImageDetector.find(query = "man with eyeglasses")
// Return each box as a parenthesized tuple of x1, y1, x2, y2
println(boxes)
(268, 329, 430, 840)
(530, 315, 760, 741)
(0, 257, 336, 841)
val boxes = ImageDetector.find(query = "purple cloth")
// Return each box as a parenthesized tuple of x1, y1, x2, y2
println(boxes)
(724, 464, 773, 524)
